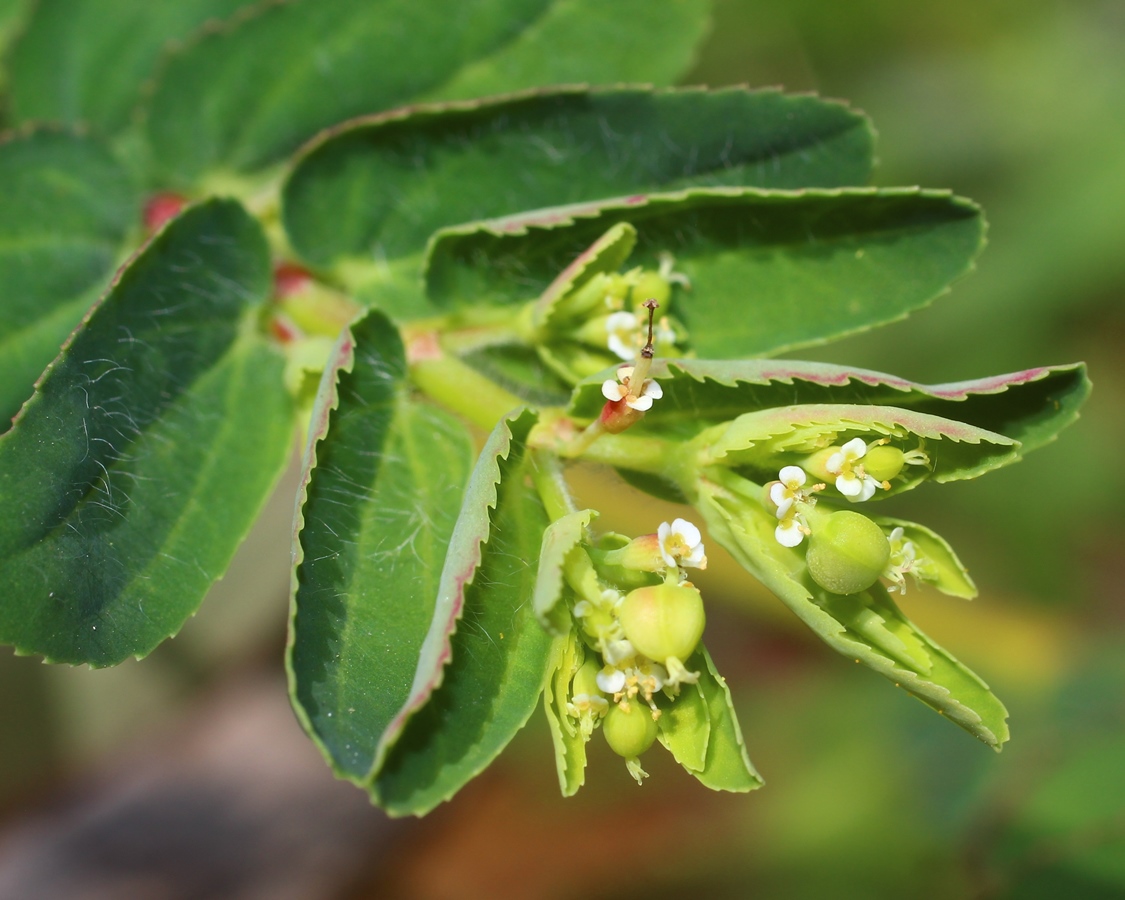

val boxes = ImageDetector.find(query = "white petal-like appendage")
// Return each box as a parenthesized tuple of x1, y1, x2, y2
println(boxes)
(774, 497, 795, 520)
(826, 451, 846, 475)
(775, 519, 805, 547)
(596, 668, 627, 694)
(644, 380, 663, 400)
(842, 437, 868, 459)
(627, 394, 653, 411)
(602, 379, 627, 401)
(779, 465, 806, 487)
(672, 518, 700, 546)
(836, 474, 863, 496)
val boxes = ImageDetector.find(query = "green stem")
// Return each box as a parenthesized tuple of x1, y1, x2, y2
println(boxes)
(410, 353, 527, 430)
(564, 431, 682, 478)
(529, 450, 577, 522)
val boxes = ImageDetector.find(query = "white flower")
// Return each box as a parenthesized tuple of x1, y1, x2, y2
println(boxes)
(606, 311, 640, 360)
(775, 515, 807, 548)
(657, 518, 707, 569)
(884, 526, 922, 594)
(770, 464, 824, 517)
(601, 365, 664, 411)
(597, 667, 627, 694)
(826, 437, 881, 502)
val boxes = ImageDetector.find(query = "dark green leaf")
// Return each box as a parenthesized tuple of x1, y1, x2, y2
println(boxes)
(695, 477, 1009, 748)
(569, 359, 1089, 450)
(0, 199, 293, 666)
(283, 86, 874, 275)
(8, 0, 253, 134)
(288, 310, 476, 782)
(372, 409, 553, 816)
(144, 0, 716, 185)
(426, 187, 985, 355)
(419, 0, 710, 102)
(0, 130, 139, 426)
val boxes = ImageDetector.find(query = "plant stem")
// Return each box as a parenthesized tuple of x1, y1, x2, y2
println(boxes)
(409, 352, 527, 430)
(529, 450, 577, 522)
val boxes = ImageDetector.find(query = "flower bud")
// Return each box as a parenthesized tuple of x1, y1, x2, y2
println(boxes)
(862, 445, 904, 482)
(806, 510, 891, 595)
(618, 583, 705, 663)
(572, 658, 604, 699)
(803, 447, 838, 482)
(602, 701, 658, 758)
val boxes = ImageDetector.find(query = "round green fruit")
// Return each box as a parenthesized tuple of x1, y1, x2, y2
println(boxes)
(618, 583, 705, 662)
(863, 445, 905, 482)
(806, 510, 891, 595)
(603, 702, 658, 758)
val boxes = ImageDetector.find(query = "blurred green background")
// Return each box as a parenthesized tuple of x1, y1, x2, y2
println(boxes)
(0, 1, 1122, 897)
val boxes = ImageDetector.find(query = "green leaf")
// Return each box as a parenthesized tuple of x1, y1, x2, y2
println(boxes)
(533, 221, 637, 332)
(287, 310, 476, 782)
(0, 199, 293, 666)
(657, 645, 762, 791)
(871, 515, 977, 599)
(543, 630, 588, 797)
(425, 187, 985, 355)
(533, 508, 596, 635)
(692, 647, 763, 791)
(283, 86, 874, 276)
(144, 0, 716, 185)
(417, 0, 710, 101)
(695, 478, 1009, 748)
(8, 0, 254, 134)
(372, 409, 554, 816)
(569, 360, 1089, 450)
(0, 130, 139, 427)
(702, 403, 1019, 490)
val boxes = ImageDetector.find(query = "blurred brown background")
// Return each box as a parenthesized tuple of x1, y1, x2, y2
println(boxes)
(1, 1, 1122, 897)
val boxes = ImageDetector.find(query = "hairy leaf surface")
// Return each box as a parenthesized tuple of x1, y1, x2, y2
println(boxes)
(288, 310, 476, 781)
(0, 130, 138, 426)
(372, 409, 553, 817)
(283, 86, 874, 274)
(144, 0, 714, 184)
(0, 199, 292, 665)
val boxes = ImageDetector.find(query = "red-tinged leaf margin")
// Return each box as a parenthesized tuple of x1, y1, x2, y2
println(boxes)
(568, 359, 1088, 454)
(368, 407, 538, 777)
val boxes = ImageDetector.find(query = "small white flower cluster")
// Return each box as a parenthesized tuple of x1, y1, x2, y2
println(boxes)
(771, 465, 819, 548)
(826, 437, 885, 502)
(571, 520, 708, 715)
(884, 527, 922, 594)
(601, 365, 663, 411)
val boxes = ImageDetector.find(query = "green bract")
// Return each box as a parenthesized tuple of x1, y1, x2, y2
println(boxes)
(0, 0, 1091, 817)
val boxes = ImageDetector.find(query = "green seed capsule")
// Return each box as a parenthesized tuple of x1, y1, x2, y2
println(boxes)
(618, 583, 705, 662)
(863, 445, 905, 482)
(603, 702, 658, 758)
(806, 510, 891, 595)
